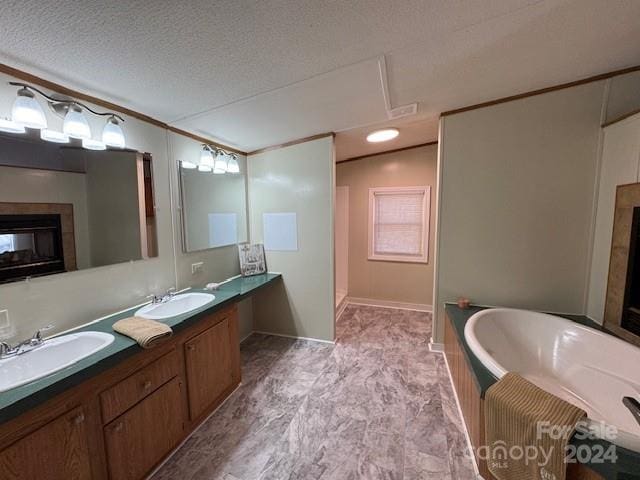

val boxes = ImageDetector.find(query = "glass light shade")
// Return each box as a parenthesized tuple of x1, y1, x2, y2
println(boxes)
(12, 89, 47, 129)
(198, 164, 213, 172)
(0, 118, 26, 134)
(181, 160, 197, 169)
(213, 153, 228, 174)
(102, 117, 125, 148)
(366, 128, 399, 143)
(226, 155, 240, 174)
(200, 147, 214, 168)
(40, 129, 69, 143)
(82, 138, 106, 150)
(63, 106, 91, 139)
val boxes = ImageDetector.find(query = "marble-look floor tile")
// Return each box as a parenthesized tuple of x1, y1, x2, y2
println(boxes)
(152, 305, 476, 480)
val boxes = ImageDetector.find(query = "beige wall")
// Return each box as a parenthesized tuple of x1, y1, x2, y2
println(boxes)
(605, 71, 640, 123)
(434, 82, 606, 343)
(248, 136, 335, 341)
(587, 112, 640, 322)
(336, 145, 437, 306)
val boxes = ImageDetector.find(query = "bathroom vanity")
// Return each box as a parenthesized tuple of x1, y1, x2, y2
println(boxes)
(0, 273, 280, 480)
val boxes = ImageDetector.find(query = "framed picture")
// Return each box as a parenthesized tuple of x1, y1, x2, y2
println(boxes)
(238, 243, 267, 276)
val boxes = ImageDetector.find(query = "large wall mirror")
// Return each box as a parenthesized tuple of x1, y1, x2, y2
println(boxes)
(178, 154, 248, 252)
(0, 131, 158, 284)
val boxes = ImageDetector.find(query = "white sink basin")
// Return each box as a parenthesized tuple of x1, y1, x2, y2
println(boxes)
(135, 292, 215, 320)
(0, 331, 114, 392)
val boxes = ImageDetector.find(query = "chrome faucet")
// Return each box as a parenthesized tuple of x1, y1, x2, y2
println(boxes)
(0, 324, 54, 359)
(623, 397, 640, 428)
(146, 287, 176, 305)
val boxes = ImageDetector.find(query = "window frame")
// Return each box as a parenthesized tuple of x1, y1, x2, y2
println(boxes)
(367, 185, 430, 264)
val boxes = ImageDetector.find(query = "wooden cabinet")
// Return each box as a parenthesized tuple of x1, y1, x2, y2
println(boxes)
(185, 316, 233, 420)
(104, 377, 184, 480)
(0, 406, 92, 480)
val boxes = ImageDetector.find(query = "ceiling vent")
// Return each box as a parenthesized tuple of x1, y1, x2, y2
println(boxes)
(388, 103, 418, 120)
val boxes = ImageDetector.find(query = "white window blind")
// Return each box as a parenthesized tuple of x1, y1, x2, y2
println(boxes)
(368, 186, 430, 263)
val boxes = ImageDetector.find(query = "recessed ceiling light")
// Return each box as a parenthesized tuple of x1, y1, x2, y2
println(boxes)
(366, 128, 399, 143)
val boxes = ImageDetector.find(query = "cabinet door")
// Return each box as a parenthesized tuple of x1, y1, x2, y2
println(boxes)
(185, 317, 233, 420)
(104, 377, 184, 480)
(0, 406, 92, 480)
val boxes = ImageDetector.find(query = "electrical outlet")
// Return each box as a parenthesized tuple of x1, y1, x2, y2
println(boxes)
(191, 262, 204, 275)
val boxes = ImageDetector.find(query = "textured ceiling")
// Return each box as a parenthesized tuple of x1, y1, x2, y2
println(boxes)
(1, 0, 639, 158)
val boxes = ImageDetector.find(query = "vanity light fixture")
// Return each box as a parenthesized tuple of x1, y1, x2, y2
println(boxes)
(11, 87, 48, 129)
(40, 129, 70, 143)
(81, 138, 107, 151)
(226, 154, 240, 174)
(7, 82, 126, 149)
(102, 116, 125, 148)
(196, 144, 240, 174)
(366, 128, 399, 143)
(213, 152, 228, 174)
(200, 145, 215, 169)
(0, 118, 26, 134)
(198, 164, 213, 172)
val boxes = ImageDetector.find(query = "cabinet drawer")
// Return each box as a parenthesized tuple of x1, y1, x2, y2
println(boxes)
(100, 349, 179, 424)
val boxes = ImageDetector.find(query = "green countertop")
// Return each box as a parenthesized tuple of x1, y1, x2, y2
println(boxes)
(0, 273, 281, 425)
(444, 303, 640, 477)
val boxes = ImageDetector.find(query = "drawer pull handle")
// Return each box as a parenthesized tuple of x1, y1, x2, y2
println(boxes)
(142, 380, 152, 390)
(72, 413, 85, 425)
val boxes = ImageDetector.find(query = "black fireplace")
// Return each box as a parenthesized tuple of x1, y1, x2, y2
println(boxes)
(0, 214, 66, 283)
(622, 207, 640, 336)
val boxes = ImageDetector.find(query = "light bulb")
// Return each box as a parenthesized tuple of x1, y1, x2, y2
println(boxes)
(226, 155, 240, 174)
(102, 116, 125, 148)
(11, 88, 47, 129)
(40, 129, 69, 143)
(63, 105, 91, 139)
(198, 164, 213, 172)
(213, 153, 228, 174)
(0, 118, 26, 134)
(181, 160, 197, 169)
(82, 138, 106, 150)
(366, 128, 399, 143)
(200, 147, 215, 168)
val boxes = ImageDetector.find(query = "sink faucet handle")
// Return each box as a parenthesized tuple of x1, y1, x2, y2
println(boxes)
(32, 324, 54, 343)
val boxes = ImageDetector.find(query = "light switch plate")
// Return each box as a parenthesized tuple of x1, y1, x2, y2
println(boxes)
(191, 262, 204, 275)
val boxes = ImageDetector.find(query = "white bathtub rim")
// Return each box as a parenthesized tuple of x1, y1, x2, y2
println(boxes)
(464, 307, 640, 454)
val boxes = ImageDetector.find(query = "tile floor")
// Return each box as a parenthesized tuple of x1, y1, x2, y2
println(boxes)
(151, 304, 476, 479)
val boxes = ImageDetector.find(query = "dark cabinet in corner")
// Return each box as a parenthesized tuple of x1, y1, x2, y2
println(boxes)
(0, 303, 241, 480)
(0, 406, 92, 480)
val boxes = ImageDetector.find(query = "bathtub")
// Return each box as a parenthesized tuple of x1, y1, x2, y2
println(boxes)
(464, 308, 640, 453)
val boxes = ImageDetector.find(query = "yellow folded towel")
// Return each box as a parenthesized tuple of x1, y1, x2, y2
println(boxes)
(484, 372, 586, 480)
(113, 316, 173, 349)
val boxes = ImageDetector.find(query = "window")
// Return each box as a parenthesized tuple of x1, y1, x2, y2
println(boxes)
(368, 186, 430, 263)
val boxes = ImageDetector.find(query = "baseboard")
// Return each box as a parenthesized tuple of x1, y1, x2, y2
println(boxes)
(252, 330, 335, 344)
(336, 297, 348, 320)
(441, 353, 482, 479)
(428, 341, 444, 352)
(346, 296, 432, 312)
